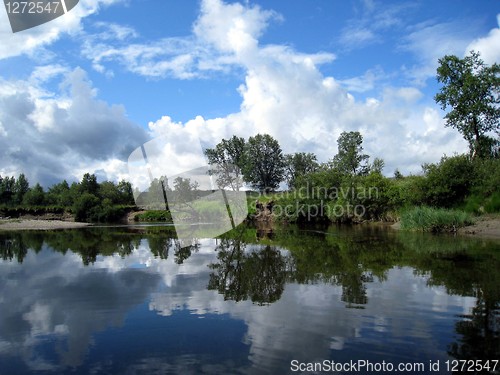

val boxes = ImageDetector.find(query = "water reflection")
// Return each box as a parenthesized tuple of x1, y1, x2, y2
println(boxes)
(0, 225, 498, 374)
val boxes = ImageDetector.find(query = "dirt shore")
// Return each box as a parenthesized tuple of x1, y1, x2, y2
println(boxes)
(0, 219, 91, 231)
(390, 215, 500, 239)
(457, 215, 500, 239)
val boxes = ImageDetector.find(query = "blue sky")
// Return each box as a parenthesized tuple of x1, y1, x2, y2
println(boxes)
(0, 0, 499, 186)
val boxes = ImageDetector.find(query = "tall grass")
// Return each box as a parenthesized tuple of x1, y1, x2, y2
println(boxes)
(400, 206, 474, 232)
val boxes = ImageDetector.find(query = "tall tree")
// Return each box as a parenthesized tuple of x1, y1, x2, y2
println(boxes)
(332, 131, 370, 176)
(435, 51, 500, 158)
(205, 136, 246, 191)
(370, 157, 385, 174)
(242, 134, 285, 193)
(80, 173, 99, 195)
(284, 152, 319, 189)
(0, 176, 15, 205)
(13, 174, 29, 205)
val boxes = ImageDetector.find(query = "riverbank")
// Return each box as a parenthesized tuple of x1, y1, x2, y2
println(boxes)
(457, 215, 500, 239)
(0, 219, 91, 231)
(390, 215, 500, 239)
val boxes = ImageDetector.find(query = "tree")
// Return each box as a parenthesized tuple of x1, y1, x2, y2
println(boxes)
(80, 173, 99, 195)
(47, 180, 73, 206)
(13, 174, 29, 205)
(284, 152, 319, 189)
(435, 51, 500, 159)
(205, 136, 246, 191)
(22, 183, 45, 206)
(0, 176, 15, 205)
(332, 131, 369, 176)
(370, 157, 385, 174)
(72, 192, 100, 222)
(117, 180, 135, 205)
(242, 134, 285, 193)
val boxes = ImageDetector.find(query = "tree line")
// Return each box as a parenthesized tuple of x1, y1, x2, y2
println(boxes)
(0, 173, 134, 222)
(1, 51, 498, 224)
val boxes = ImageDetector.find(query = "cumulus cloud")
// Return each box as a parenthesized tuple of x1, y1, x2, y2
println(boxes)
(0, 67, 148, 185)
(466, 14, 500, 65)
(129, 0, 466, 180)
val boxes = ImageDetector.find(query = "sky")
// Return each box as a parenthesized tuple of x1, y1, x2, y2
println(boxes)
(0, 0, 499, 187)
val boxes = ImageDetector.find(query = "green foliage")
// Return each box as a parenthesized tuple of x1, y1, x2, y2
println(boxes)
(0, 176, 15, 205)
(46, 180, 73, 206)
(421, 154, 474, 207)
(242, 134, 285, 192)
(400, 206, 474, 232)
(484, 191, 500, 213)
(72, 193, 101, 222)
(80, 173, 99, 195)
(22, 183, 45, 206)
(284, 152, 319, 189)
(13, 174, 29, 205)
(331, 131, 370, 176)
(205, 135, 246, 191)
(135, 210, 173, 222)
(435, 51, 500, 158)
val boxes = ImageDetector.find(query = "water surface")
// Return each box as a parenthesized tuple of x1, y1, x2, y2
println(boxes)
(0, 224, 499, 374)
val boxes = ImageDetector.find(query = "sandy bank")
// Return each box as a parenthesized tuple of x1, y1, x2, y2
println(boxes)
(0, 219, 91, 231)
(457, 215, 500, 239)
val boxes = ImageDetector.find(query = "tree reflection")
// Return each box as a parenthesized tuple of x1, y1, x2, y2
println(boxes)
(448, 293, 500, 365)
(208, 238, 290, 305)
(0, 233, 28, 263)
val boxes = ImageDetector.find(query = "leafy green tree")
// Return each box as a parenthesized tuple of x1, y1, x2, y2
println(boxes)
(205, 136, 246, 191)
(284, 152, 319, 189)
(435, 51, 500, 159)
(22, 183, 45, 206)
(332, 131, 370, 176)
(72, 192, 100, 222)
(243, 134, 285, 193)
(0, 176, 15, 205)
(422, 154, 474, 208)
(172, 177, 199, 204)
(80, 173, 99, 195)
(99, 181, 121, 203)
(13, 174, 29, 205)
(47, 180, 73, 206)
(117, 180, 135, 205)
(370, 158, 385, 174)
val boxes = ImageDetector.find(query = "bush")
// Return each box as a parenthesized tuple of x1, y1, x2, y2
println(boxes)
(422, 155, 474, 208)
(484, 191, 500, 213)
(400, 206, 474, 232)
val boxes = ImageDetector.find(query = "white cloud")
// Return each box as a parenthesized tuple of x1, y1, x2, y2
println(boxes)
(0, 67, 148, 185)
(338, 1, 412, 50)
(466, 14, 500, 65)
(117, 0, 467, 181)
(0, 0, 126, 60)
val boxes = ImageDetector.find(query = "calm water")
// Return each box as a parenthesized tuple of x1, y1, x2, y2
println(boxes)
(0, 224, 499, 374)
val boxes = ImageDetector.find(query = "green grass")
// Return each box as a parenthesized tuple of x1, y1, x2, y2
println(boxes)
(135, 210, 173, 222)
(400, 206, 474, 232)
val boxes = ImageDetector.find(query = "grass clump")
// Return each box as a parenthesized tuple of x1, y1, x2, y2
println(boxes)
(135, 210, 173, 222)
(400, 206, 474, 233)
